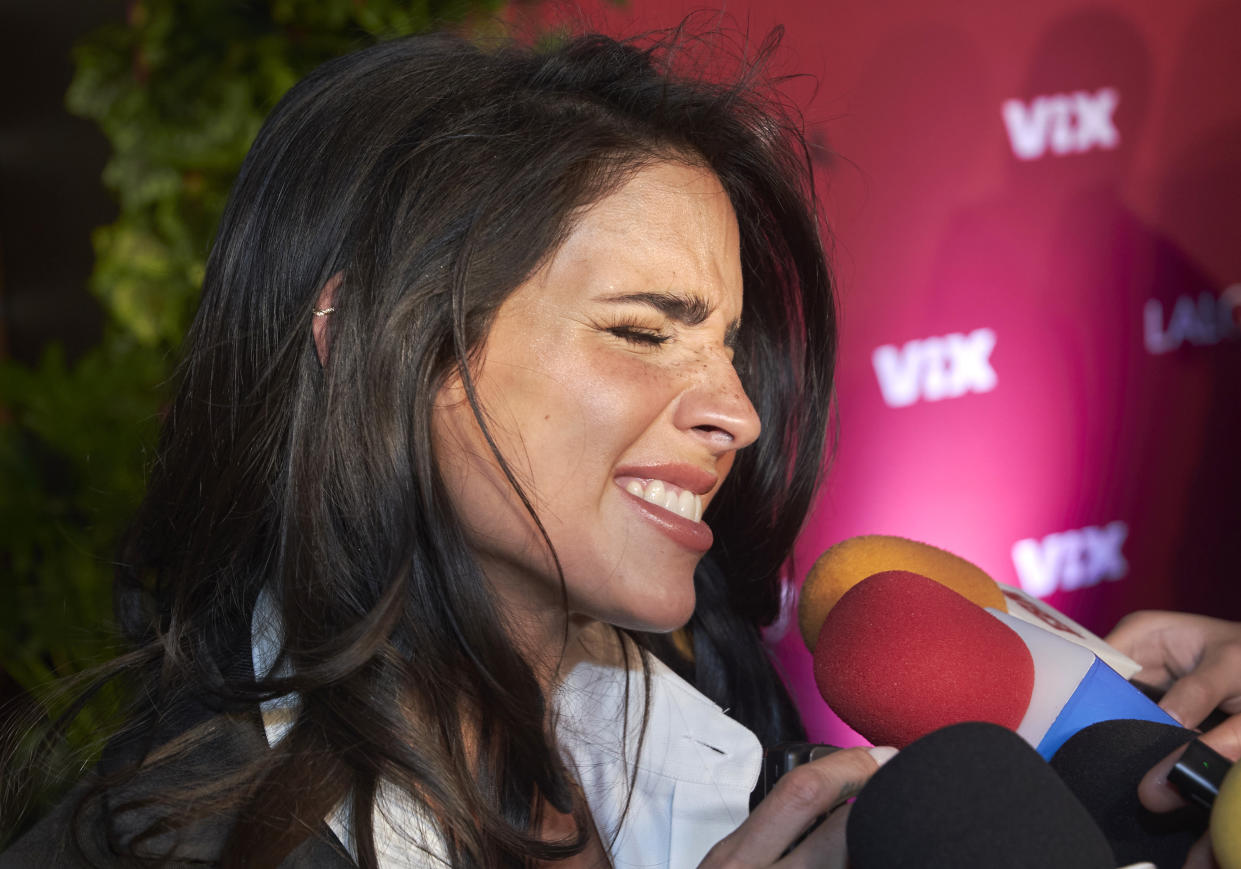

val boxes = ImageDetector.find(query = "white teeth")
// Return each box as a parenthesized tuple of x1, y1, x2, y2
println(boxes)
(625, 478, 704, 524)
(677, 489, 695, 519)
(645, 480, 666, 505)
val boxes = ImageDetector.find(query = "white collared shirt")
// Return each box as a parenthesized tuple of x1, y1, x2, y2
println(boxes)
(556, 651, 762, 866)
(252, 591, 762, 868)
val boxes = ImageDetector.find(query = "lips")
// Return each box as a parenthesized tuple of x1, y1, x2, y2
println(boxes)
(614, 464, 718, 552)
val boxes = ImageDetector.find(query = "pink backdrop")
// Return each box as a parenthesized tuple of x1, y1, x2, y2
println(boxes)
(531, 0, 1241, 745)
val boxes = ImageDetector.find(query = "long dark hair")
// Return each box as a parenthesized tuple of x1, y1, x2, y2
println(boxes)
(23, 25, 836, 868)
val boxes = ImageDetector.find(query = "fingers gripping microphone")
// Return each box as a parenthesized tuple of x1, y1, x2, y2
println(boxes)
(846, 721, 1116, 869)
(1049, 720, 1202, 869)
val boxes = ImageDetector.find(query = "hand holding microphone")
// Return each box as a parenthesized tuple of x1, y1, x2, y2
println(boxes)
(1106, 610, 1241, 765)
(801, 535, 1224, 867)
(1106, 611, 1241, 868)
(701, 745, 891, 869)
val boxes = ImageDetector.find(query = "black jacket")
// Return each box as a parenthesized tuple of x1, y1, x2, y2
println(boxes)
(1, 701, 355, 868)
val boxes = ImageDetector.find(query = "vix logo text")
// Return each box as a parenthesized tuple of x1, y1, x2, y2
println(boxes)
(1011, 521, 1129, 597)
(1002, 87, 1119, 161)
(872, 328, 997, 408)
(1144, 287, 1240, 354)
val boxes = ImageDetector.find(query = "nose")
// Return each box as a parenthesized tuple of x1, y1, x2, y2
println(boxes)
(672, 349, 762, 454)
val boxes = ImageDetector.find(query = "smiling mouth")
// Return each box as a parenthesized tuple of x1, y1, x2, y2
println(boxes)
(619, 478, 705, 522)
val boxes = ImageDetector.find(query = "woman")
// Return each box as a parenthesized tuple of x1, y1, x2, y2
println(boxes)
(2, 27, 886, 868)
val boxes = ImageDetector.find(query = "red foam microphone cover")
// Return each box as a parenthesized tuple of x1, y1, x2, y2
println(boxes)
(813, 570, 1035, 748)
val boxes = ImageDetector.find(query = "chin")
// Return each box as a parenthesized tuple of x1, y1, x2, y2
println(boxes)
(610, 589, 697, 635)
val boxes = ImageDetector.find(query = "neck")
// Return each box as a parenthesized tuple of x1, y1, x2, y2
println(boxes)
(520, 616, 631, 693)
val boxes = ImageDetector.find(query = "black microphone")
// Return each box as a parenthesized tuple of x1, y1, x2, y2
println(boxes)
(1048, 719, 1206, 868)
(847, 721, 1116, 869)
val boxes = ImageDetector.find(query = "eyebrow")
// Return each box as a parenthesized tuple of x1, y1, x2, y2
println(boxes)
(599, 291, 742, 347)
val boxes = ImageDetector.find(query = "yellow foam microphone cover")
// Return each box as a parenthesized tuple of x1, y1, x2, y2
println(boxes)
(1212, 756, 1241, 869)
(798, 534, 1007, 651)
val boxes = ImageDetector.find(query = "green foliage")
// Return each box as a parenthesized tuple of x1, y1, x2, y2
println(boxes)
(0, 0, 515, 799)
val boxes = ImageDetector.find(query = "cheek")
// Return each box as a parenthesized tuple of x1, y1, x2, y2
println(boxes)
(505, 352, 670, 466)
(431, 401, 486, 511)
(431, 390, 540, 550)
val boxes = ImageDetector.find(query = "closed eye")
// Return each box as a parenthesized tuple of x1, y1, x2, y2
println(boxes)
(606, 324, 671, 347)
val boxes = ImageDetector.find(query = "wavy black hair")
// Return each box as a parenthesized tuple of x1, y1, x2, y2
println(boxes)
(6, 24, 837, 868)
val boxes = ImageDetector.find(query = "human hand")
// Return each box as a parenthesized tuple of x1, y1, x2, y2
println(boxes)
(697, 745, 895, 868)
(1106, 610, 1241, 869)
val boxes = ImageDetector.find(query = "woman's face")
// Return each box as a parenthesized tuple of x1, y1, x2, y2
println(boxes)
(433, 161, 760, 647)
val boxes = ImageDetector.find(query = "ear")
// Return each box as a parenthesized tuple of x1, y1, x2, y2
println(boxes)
(312, 272, 344, 366)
